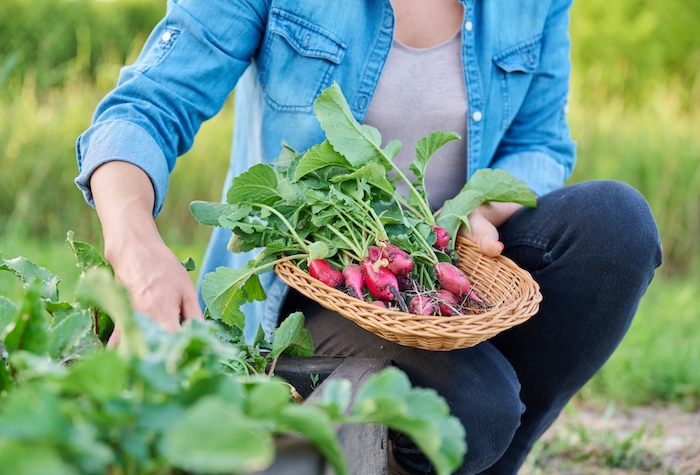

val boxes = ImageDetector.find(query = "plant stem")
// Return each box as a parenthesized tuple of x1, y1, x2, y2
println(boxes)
(254, 204, 310, 253)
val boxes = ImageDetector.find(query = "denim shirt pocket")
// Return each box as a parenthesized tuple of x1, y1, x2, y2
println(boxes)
(492, 34, 543, 131)
(259, 8, 347, 112)
(136, 27, 182, 74)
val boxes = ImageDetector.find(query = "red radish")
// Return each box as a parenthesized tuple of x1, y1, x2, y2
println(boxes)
(360, 258, 407, 312)
(396, 274, 415, 291)
(308, 259, 344, 289)
(434, 262, 471, 297)
(435, 289, 460, 316)
(433, 226, 450, 252)
(409, 294, 436, 316)
(370, 300, 387, 308)
(468, 290, 484, 304)
(367, 245, 382, 262)
(381, 244, 413, 276)
(342, 264, 365, 301)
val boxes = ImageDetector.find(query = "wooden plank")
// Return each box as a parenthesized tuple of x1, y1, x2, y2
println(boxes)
(307, 357, 392, 475)
(253, 357, 393, 475)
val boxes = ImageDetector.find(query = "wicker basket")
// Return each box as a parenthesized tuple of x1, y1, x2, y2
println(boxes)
(274, 236, 542, 351)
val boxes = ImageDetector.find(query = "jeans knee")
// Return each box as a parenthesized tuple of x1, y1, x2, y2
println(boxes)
(460, 395, 524, 473)
(554, 180, 662, 271)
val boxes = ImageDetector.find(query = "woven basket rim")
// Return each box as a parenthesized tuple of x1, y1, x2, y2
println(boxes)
(274, 236, 542, 350)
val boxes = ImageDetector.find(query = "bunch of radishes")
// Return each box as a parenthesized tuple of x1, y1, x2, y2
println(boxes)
(307, 226, 486, 316)
(191, 83, 536, 325)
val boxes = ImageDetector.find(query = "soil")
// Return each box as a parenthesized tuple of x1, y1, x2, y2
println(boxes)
(520, 399, 700, 475)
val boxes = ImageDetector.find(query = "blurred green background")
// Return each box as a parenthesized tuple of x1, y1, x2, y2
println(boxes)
(1, 0, 699, 407)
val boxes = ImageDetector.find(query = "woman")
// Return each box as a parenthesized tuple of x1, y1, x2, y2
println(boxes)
(75, 0, 662, 472)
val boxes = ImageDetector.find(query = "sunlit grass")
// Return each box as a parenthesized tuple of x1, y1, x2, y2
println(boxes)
(582, 277, 700, 408)
(567, 83, 700, 277)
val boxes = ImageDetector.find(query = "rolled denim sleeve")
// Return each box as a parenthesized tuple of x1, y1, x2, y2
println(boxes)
(75, 0, 268, 216)
(490, 0, 576, 197)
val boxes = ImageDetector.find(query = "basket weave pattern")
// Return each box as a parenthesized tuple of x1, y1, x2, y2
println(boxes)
(274, 236, 542, 351)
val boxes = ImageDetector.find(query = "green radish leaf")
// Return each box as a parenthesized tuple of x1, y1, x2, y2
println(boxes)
(411, 131, 461, 188)
(0, 252, 61, 302)
(6, 351, 65, 382)
(227, 233, 259, 254)
(93, 309, 115, 345)
(75, 268, 147, 359)
(3, 280, 50, 355)
(294, 140, 353, 181)
(308, 241, 329, 261)
(435, 189, 486, 246)
(66, 231, 110, 274)
(436, 416, 469, 475)
(274, 404, 348, 475)
(0, 296, 18, 333)
(269, 312, 313, 359)
(384, 139, 402, 160)
(0, 442, 78, 475)
(0, 359, 11, 393)
(201, 267, 265, 329)
(464, 168, 537, 206)
(252, 323, 266, 347)
(159, 396, 275, 474)
(312, 378, 353, 420)
(181, 257, 196, 272)
(349, 367, 466, 475)
(0, 386, 69, 440)
(244, 379, 292, 418)
(436, 169, 536, 248)
(47, 308, 100, 360)
(277, 176, 308, 207)
(190, 201, 235, 226)
(330, 163, 395, 197)
(227, 163, 282, 206)
(314, 82, 384, 167)
(58, 350, 128, 402)
(270, 140, 300, 172)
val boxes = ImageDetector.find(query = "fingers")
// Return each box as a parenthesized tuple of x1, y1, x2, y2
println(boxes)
(107, 260, 204, 348)
(460, 210, 504, 257)
(181, 287, 205, 322)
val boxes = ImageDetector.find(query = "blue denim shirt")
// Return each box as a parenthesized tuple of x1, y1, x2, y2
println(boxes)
(76, 0, 576, 338)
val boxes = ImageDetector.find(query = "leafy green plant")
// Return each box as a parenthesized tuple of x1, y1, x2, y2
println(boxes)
(0, 233, 466, 475)
(310, 373, 320, 391)
(191, 83, 535, 321)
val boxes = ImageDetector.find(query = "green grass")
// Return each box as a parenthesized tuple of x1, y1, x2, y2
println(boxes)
(582, 277, 700, 408)
(566, 83, 700, 277)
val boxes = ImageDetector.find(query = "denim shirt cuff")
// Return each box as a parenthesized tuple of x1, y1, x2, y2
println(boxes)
(75, 120, 170, 217)
(491, 151, 566, 197)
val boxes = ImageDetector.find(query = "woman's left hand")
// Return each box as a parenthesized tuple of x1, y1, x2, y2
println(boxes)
(459, 202, 524, 257)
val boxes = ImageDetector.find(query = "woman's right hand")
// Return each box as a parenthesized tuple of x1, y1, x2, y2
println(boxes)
(90, 161, 203, 347)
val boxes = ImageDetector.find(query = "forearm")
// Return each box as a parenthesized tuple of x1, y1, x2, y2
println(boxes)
(90, 161, 163, 262)
(90, 160, 203, 341)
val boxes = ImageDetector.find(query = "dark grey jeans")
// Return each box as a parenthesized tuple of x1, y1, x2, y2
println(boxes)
(280, 180, 663, 474)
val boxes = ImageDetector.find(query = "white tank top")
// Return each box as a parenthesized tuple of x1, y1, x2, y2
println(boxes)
(363, 31, 467, 210)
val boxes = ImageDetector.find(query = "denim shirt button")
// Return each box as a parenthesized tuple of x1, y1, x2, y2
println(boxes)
(472, 110, 483, 122)
(384, 14, 393, 28)
(465, 21, 473, 31)
(161, 32, 172, 42)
